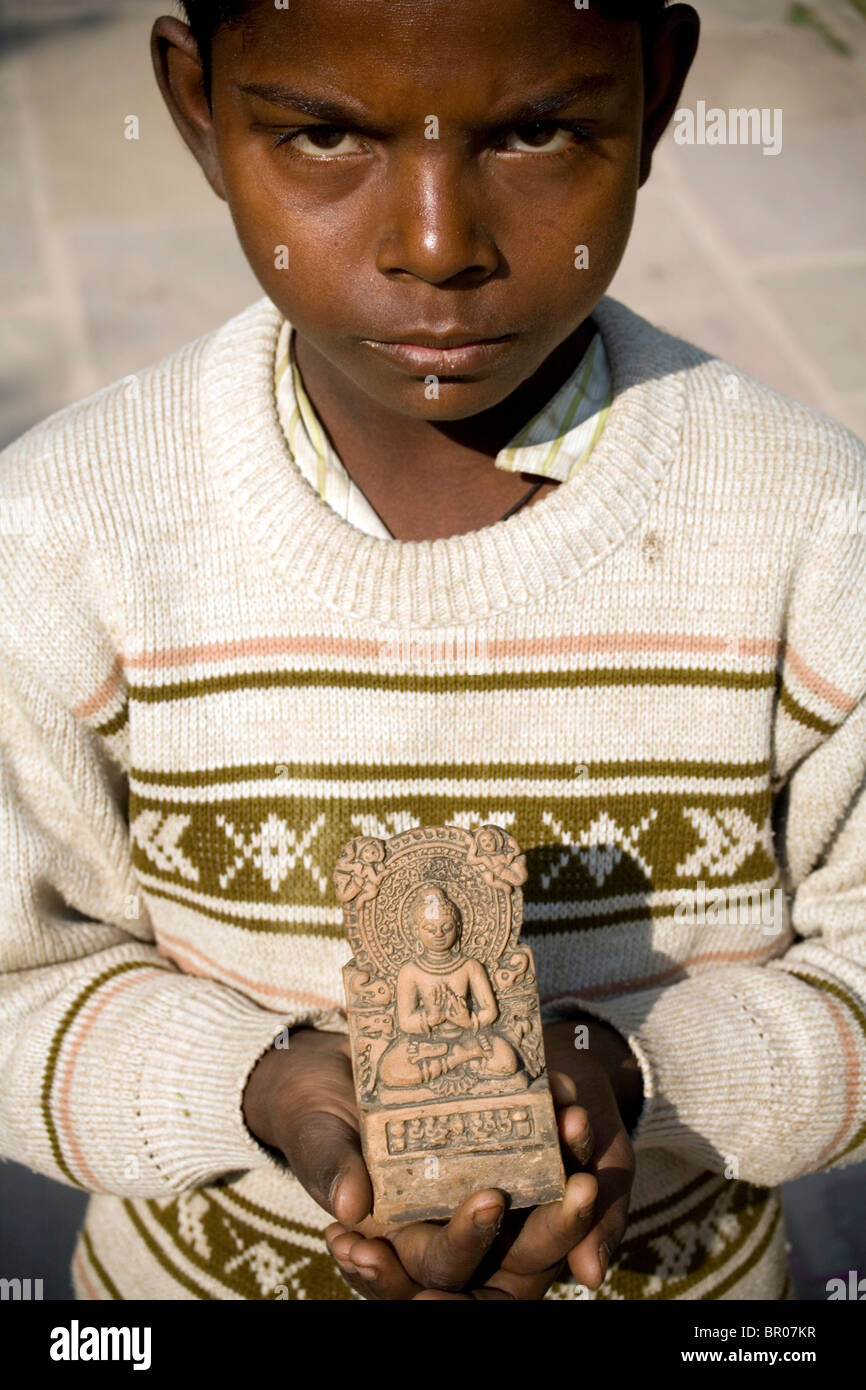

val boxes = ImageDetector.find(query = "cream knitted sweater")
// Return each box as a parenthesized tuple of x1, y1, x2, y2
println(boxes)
(1, 295, 864, 1301)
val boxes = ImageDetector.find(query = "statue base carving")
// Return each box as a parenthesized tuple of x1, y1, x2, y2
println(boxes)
(359, 1078, 565, 1224)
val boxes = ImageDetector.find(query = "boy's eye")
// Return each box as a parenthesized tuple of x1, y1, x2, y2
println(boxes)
(272, 119, 589, 161)
(501, 121, 588, 154)
(274, 125, 365, 158)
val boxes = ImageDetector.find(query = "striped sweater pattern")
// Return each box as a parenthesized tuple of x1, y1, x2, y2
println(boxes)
(1, 294, 865, 1301)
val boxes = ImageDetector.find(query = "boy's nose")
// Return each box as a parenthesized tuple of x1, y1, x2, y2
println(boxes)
(375, 156, 500, 286)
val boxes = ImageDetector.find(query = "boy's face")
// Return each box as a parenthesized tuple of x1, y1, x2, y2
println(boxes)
(155, 0, 697, 423)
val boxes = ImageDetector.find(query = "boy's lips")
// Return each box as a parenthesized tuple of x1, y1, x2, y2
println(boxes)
(361, 333, 516, 374)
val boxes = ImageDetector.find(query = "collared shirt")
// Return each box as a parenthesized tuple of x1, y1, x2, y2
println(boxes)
(273, 320, 613, 538)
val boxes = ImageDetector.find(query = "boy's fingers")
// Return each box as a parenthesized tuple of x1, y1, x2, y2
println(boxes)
(548, 1069, 578, 1109)
(566, 1183, 630, 1291)
(326, 1228, 422, 1301)
(414, 1287, 514, 1301)
(548, 1074, 594, 1165)
(326, 1188, 509, 1297)
(329, 1154, 374, 1227)
(406, 1175, 598, 1303)
(566, 1129, 635, 1290)
(557, 1102, 594, 1167)
(495, 1171, 597, 1281)
(287, 1110, 372, 1226)
(390, 1189, 506, 1290)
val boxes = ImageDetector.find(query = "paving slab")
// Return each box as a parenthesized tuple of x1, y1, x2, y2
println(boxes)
(0, 311, 72, 450)
(66, 216, 260, 380)
(609, 177, 824, 407)
(758, 262, 866, 393)
(23, 5, 216, 223)
(0, 69, 44, 301)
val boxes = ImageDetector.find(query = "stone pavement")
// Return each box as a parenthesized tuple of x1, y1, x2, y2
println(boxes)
(1, 0, 864, 446)
(0, 0, 865, 1300)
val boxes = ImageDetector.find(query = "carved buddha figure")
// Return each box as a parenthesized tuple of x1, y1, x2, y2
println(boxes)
(377, 884, 520, 1089)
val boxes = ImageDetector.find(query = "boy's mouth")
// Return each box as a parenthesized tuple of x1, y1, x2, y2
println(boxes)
(361, 334, 515, 374)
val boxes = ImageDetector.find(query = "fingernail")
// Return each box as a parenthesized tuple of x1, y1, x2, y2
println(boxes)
(335, 1255, 358, 1275)
(328, 1172, 342, 1211)
(473, 1203, 504, 1228)
(598, 1242, 609, 1282)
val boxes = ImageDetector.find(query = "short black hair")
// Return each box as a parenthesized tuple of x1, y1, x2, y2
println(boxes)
(177, 1, 671, 99)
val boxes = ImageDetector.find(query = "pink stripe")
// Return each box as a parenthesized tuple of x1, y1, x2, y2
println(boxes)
(125, 634, 382, 671)
(790, 996, 860, 1178)
(784, 645, 857, 714)
(156, 928, 342, 1011)
(79, 635, 855, 720)
(542, 944, 779, 1002)
(492, 634, 780, 660)
(57, 974, 147, 1187)
(122, 631, 781, 674)
(73, 1248, 102, 1300)
(74, 656, 124, 719)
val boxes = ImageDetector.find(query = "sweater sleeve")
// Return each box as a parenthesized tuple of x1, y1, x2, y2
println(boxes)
(0, 472, 342, 1199)
(545, 461, 866, 1188)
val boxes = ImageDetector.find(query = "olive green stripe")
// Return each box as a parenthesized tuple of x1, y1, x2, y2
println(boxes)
(94, 703, 128, 738)
(140, 880, 348, 937)
(216, 1185, 330, 1241)
(626, 1171, 718, 1227)
(786, 968, 866, 1048)
(609, 1183, 772, 1300)
(829, 1116, 866, 1165)
(620, 1179, 766, 1268)
(129, 781, 774, 927)
(786, 968, 866, 1165)
(128, 665, 773, 704)
(80, 1227, 122, 1301)
(219, 1171, 728, 1255)
(703, 1202, 782, 1300)
(123, 1201, 216, 1300)
(41, 960, 165, 1187)
(778, 683, 838, 737)
(131, 756, 770, 789)
(138, 876, 780, 938)
(143, 1190, 352, 1300)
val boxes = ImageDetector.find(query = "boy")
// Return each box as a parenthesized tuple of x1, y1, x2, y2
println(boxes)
(0, 0, 864, 1301)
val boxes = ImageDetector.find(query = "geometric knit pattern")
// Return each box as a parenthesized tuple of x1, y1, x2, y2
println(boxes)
(1, 294, 864, 1301)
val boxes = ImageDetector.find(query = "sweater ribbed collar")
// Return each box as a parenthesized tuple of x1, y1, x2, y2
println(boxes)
(202, 294, 687, 627)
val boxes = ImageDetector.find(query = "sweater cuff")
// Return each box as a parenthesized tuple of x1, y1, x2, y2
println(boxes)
(544, 961, 863, 1184)
(552, 985, 766, 1166)
(137, 984, 346, 1192)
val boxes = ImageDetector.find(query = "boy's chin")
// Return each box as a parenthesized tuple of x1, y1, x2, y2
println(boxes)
(369, 379, 529, 421)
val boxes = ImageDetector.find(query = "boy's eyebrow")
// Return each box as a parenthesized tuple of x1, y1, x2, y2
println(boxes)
(234, 74, 618, 127)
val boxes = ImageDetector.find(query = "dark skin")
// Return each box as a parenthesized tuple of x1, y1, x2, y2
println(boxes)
(242, 1017, 643, 1300)
(152, 0, 699, 1297)
(152, 0, 698, 540)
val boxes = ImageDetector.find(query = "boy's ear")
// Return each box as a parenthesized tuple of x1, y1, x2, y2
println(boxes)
(639, 3, 700, 186)
(151, 17, 227, 202)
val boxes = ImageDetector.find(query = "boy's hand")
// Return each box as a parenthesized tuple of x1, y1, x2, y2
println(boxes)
(242, 1026, 374, 1225)
(324, 1017, 639, 1299)
(241, 1026, 537, 1273)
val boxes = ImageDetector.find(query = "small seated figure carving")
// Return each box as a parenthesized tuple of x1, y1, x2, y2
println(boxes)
(378, 884, 520, 1089)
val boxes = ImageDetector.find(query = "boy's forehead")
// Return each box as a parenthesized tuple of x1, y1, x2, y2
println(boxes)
(223, 0, 637, 107)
